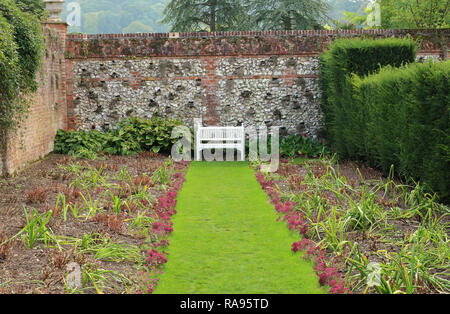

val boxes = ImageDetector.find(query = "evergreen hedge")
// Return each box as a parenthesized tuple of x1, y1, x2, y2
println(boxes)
(320, 37, 449, 203)
(319, 37, 417, 159)
(354, 61, 449, 203)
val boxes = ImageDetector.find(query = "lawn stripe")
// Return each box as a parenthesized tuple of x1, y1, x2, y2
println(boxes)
(155, 162, 324, 294)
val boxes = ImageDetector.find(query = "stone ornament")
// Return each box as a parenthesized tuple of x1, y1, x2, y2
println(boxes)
(44, 0, 65, 22)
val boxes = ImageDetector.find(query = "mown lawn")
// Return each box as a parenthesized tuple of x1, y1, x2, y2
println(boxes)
(155, 162, 324, 294)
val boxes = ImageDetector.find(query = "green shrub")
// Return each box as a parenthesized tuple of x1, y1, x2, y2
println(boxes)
(54, 117, 183, 157)
(353, 61, 449, 203)
(319, 37, 417, 159)
(320, 37, 449, 203)
(115, 116, 182, 153)
(244, 133, 330, 158)
(54, 129, 110, 156)
(280, 134, 330, 158)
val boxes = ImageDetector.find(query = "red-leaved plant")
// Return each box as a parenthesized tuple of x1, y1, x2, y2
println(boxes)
(137, 160, 189, 294)
(255, 167, 351, 294)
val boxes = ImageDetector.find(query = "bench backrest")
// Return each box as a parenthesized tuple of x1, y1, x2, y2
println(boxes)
(197, 126, 244, 141)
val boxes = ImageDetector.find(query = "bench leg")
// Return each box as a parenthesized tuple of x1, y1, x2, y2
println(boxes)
(239, 149, 244, 161)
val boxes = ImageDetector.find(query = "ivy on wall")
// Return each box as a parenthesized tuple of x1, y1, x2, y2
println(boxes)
(0, 0, 44, 131)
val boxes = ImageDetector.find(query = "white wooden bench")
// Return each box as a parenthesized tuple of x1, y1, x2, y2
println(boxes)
(195, 122, 245, 161)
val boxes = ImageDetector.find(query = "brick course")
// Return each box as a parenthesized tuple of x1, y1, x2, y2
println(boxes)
(65, 29, 448, 59)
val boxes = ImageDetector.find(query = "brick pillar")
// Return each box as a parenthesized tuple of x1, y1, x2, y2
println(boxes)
(43, 21, 68, 130)
(65, 57, 77, 130)
(201, 57, 220, 126)
(43, 0, 68, 130)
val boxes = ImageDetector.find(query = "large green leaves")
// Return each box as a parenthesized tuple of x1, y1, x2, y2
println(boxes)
(54, 117, 183, 157)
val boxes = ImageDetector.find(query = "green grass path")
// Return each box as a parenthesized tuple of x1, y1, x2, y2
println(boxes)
(155, 162, 325, 294)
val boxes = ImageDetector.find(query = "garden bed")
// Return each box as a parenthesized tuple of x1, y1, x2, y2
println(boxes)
(253, 158, 449, 294)
(0, 153, 188, 294)
(1, 152, 448, 294)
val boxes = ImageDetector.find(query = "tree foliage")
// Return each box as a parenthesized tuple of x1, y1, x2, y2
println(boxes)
(162, 0, 331, 31)
(59, 0, 389, 34)
(247, 0, 330, 30)
(329, 0, 450, 30)
(0, 0, 44, 130)
(377, 0, 449, 29)
(14, 0, 46, 18)
(161, 0, 249, 32)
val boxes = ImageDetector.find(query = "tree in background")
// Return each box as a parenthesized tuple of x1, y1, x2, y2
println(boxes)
(377, 0, 449, 29)
(325, 5, 373, 30)
(326, 0, 367, 21)
(161, 0, 249, 32)
(0, 0, 44, 133)
(333, 0, 449, 29)
(13, 0, 45, 18)
(248, 0, 330, 30)
(325, 0, 449, 30)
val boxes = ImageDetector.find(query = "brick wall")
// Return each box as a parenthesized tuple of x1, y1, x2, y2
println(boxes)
(65, 29, 448, 58)
(0, 22, 68, 176)
(1, 28, 448, 175)
(65, 29, 449, 136)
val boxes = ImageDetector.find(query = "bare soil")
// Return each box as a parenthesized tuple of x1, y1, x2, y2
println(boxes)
(0, 155, 447, 294)
(0, 153, 168, 294)
(272, 159, 449, 294)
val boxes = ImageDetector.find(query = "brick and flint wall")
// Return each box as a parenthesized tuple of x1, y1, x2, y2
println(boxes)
(1, 28, 448, 175)
(64, 29, 449, 139)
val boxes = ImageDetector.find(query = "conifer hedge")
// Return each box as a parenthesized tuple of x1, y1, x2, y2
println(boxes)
(320, 38, 449, 203)
(354, 61, 449, 203)
(319, 37, 417, 159)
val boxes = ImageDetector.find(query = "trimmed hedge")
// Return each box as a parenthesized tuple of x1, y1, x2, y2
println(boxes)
(319, 37, 417, 159)
(320, 37, 449, 202)
(353, 61, 449, 203)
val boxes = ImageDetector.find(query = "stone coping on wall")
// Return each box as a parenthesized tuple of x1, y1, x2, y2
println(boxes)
(65, 29, 449, 59)
(66, 29, 449, 39)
